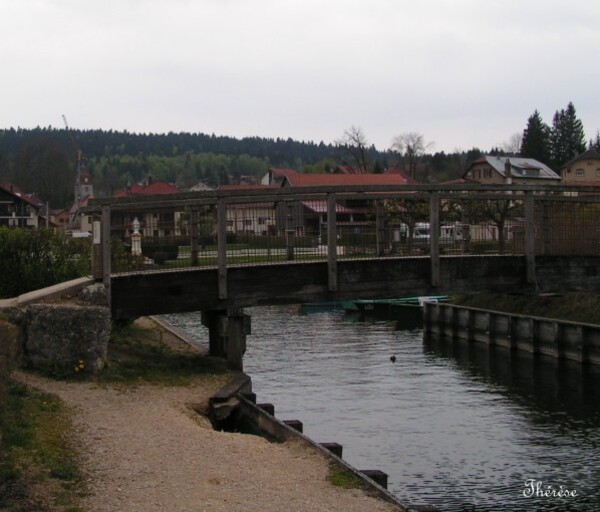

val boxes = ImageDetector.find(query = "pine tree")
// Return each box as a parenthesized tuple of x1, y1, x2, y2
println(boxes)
(550, 102, 586, 168)
(520, 110, 551, 164)
(588, 131, 600, 152)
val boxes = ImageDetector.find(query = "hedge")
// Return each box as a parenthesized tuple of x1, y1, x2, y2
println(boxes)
(0, 227, 91, 299)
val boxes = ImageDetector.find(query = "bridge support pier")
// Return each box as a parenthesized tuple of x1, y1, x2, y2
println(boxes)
(201, 309, 251, 371)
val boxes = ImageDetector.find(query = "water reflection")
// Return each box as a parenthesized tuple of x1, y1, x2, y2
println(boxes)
(163, 307, 600, 511)
(423, 334, 600, 425)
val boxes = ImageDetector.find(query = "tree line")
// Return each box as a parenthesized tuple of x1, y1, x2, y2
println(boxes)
(520, 101, 599, 168)
(0, 102, 595, 209)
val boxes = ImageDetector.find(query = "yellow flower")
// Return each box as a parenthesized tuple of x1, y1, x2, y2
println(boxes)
(74, 366, 80, 372)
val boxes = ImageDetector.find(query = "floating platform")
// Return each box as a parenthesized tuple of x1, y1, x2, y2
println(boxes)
(347, 296, 448, 329)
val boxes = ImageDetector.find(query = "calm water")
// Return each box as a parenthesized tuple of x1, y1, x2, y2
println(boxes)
(163, 306, 600, 511)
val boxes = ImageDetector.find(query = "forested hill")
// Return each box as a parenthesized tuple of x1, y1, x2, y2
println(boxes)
(0, 126, 350, 167)
(0, 126, 479, 209)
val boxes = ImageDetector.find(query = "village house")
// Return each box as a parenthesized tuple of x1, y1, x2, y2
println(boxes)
(558, 150, 600, 183)
(0, 183, 43, 228)
(219, 185, 278, 236)
(260, 168, 298, 186)
(0, 183, 62, 229)
(464, 156, 560, 185)
(111, 179, 183, 239)
(276, 172, 412, 238)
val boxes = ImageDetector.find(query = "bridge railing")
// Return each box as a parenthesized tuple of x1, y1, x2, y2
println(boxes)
(84, 184, 600, 297)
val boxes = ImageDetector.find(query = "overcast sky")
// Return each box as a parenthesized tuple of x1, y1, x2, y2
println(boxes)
(2, 0, 599, 153)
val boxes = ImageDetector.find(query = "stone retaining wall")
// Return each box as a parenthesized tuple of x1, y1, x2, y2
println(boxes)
(0, 279, 111, 375)
(423, 302, 600, 365)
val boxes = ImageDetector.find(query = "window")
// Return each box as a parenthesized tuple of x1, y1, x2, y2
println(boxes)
(258, 217, 266, 225)
(483, 168, 492, 179)
(244, 219, 252, 226)
(226, 220, 233, 227)
(473, 169, 481, 179)
(576, 169, 585, 177)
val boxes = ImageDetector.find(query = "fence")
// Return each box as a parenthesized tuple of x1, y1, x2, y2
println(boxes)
(83, 184, 600, 295)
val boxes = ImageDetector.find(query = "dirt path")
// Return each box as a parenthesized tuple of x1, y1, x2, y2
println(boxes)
(14, 370, 403, 512)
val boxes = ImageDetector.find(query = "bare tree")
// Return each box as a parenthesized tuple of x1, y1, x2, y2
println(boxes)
(501, 132, 522, 156)
(335, 126, 370, 173)
(390, 132, 432, 180)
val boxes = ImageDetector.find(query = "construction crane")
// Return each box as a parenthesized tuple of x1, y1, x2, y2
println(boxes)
(62, 114, 84, 202)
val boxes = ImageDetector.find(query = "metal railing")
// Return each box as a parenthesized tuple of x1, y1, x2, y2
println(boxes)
(84, 183, 600, 298)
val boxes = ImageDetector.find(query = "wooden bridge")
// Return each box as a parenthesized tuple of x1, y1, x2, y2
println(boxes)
(84, 183, 600, 368)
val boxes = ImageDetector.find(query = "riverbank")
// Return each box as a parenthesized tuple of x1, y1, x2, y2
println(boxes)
(451, 292, 600, 325)
(2, 317, 403, 512)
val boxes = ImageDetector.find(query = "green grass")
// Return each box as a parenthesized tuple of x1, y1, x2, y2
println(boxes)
(0, 382, 85, 511)
(98, 321, 228, 386)
(0, 318, 228, 511)
(327, 469, 364, 490)
(451, 292, 600, 325)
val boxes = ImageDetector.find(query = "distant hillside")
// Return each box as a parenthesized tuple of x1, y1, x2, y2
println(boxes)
(0, 127, 482, 206)
(0, 126, 365, 166)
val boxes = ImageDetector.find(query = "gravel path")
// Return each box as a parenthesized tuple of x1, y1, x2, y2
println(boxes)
(14, 371, 403, 512)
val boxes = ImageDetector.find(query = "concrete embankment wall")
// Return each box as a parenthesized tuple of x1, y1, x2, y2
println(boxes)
(207, 373, 413, 511)
(0, 277, 111, 375)
(423, 302, 600, 365)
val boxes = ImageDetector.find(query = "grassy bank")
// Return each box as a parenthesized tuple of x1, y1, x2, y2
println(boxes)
(0, 317, 226, 511)
(0, 383, 84, 512)
(451, 292, 600, 325)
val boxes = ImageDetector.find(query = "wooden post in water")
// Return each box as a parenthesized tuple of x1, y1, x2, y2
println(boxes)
(217, 200, 227, 299)
(327, 192, 337, 292)
(429, 191, 440, 287)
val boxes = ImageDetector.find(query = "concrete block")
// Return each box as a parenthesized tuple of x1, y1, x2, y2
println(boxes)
(283, 419, 303, 433)
(320, 442, 343, 458)
(361, 469, 388, 489)
(258, 403, 275, 415)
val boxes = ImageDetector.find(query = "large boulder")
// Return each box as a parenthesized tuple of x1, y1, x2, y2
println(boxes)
(25, 303, 110, 375)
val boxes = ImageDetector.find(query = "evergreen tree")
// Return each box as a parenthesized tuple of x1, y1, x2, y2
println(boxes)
(14, 137, 72, 208)
(520, 110, 551, 164)
(550, 102, 586, 168)
(588, 131, 600, 152)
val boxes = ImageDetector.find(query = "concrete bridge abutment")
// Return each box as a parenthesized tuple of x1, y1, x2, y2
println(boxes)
(201, 309, 251, 370)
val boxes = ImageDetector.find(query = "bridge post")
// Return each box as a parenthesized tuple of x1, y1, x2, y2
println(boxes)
(189, 207, 199, 267)
(101, 205, 111, 309)
(429, 191, 440, 287)
(375, 200, 385, 257)
(327, 192, 337, 291)
(542, 200, 550, 255)
(202, 309, 251, 370)
(201, 309, 227, 357)
(92, 216, 102, 280)
(285, 201, 295, 261)
(524, 192, 536, 284)
(217, 200, 227, 299)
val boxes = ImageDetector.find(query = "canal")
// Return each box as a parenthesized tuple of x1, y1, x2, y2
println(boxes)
(163, 306, 600, 511)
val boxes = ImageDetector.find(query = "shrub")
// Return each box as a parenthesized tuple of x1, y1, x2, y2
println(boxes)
(0, 227, 91, 299)
(152, 251, 169, 265)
